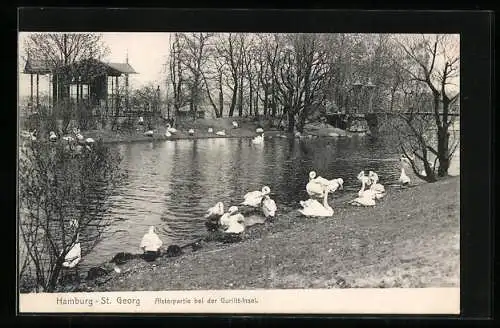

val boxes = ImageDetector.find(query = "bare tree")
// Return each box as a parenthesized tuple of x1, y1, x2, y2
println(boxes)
(394, 34, 460, 179)
(19, 141, 125, 292)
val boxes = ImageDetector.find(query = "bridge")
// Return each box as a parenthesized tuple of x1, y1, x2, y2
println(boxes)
(325, 111, 460, 133)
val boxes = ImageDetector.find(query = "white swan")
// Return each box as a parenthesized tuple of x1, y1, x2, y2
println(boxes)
(298, 191, 333, 217)
(138, 116, 144, 124)
(144, 130, 154, 137)
(85, 137, 95, 144)
(208, 128, 213, 133)
(62, 135, 74, 142)
(295, 131, 301, 138)
(256, 127, 264, 134)
(232, 121, 239, 128)
(241, 186, 271, 207)
(204, 201, 225, 219)
(166, 125, 177, 134)
(216, 130, 226, 136)
(140, 226, 163, 252)
(349, 189, 377, 207)
(399, 157, 411, 185)
(306, 171, 332, 198)
(368, 171, 386, 199)
(262, 195, 277, 218)
(220, 206, 245, 234)
(252, 134, 264, 144)
(165, 131, 172, 137)
(62, 233, 81, 268)
(188, 129, 195, 135)
(49, 131, 58, 142)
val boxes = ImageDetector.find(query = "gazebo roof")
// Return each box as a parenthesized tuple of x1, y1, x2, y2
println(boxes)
(22, 58, 138, 76)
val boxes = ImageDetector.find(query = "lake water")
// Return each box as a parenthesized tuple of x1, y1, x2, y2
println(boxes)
(80, 135, 459, 268)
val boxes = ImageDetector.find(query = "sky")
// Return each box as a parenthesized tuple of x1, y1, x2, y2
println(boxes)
(18, 32, 171, 99)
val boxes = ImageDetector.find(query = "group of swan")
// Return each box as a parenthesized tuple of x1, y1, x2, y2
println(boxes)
(348, 171, 386, 207)
(299, 171, 344, 217)
(204, 185, 277, 238)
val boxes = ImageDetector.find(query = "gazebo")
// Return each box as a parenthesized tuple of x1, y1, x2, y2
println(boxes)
(22, 57, 138, 116)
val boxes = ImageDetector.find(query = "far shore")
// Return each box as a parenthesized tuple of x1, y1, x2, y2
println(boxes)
(64, 176, 459, 292)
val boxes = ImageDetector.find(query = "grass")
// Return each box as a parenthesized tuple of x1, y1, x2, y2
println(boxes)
(76, 176, 459, 292)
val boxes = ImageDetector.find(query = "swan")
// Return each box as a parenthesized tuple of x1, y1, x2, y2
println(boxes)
(62, 233, 81, 268)
(232, 121, 239, 128)
(252, 134, 264, 144)
(144, 130, 154, 137)
(256, 127, 264, 134)
(241, 186, 271, 207)
(140, 226, 163, 253)
(49, 131, 58, 142)
(295, 131, 301, 138)
(62, 135, 74, 142)
(306, 171, 332, 198)
(219, 206, 245, 234)
(205, 201, 225, 231)
(166, 125, 177, 134)
(216, 130, 226, 136)
(349, 189, 376, 207)
(165, 131, 172, 138)
(298, 191, 334, 217)
(188, 129, 195, 135)
(138, 116, 144, 124)
(85, 137, 95, 144)
(208, 128, 213, 133)
(368, 171, 386, 199)
(356, 171, 373, 196)
(262, 194, 277, 218)
(398, 157, 411, 185)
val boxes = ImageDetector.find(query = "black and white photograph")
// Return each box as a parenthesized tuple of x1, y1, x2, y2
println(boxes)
(17, 27, 462, 313)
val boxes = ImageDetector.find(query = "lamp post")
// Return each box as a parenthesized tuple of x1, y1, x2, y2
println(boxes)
(365, 78, 376, 113)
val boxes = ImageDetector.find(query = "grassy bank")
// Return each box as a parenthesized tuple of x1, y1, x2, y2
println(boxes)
(79, 177, 459, 292)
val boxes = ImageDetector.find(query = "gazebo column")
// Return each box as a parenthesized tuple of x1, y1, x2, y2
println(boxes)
(110, 76, 114, 117)
(30, 74, 33, 113)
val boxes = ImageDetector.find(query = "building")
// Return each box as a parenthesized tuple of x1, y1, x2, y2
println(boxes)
(22, 57, 138, 116)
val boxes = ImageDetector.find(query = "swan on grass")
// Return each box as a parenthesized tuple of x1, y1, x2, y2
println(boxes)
(256, 127, 264, 134)
(144, 130, 154, 137)
(232, 121, 239, 128)
(204, 202, 225, 231)
(241, 186, 271, 207)
(219, 206, 245, 234)
(188, 129, 195, 135)
(216, 130, 226, 136)
(165, 131, 172, 138)
(398, 156, 411, 186)
(208, 128, 213, 133)
(298, 191, 333, 217)
(166, 125, 177, 134)
(368, 171, 386, 199)
(349, 189, 377, 207)
(262, 194, 277, 218)
(140, 226, 163, 253)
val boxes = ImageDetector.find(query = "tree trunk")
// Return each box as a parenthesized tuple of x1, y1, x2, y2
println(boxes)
(287, 107, 295, 133)
(263, 90, 268, 116)
(47, 260, 63, 292)
(437, 127, 450, 177)
(238, 76, 244, 117)
(228, 84, 237, 117)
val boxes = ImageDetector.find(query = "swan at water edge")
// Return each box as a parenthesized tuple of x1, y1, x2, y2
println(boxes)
(144, 130, 154, 137)
(140, 226, 163, 252)
(262, 194, 277, 218)
(165, 131, 172, 138)
(368, 171, 386, 199)
(306, 171, 332, 198)
(49, 131, 58, 142)
(208, 128, 214, 133)
(252, 134, 264, 144)
(62, 233, 81, 268)
(166, 125, 177, 134)
(188, 129, 195, 135)
(219, 206, 246, 234)
(399, 157, 411, 186)
(356, 171, 373, 197)
(216, 130, 226, 136)
(256, 127, 264, 134)
(204, 201, 225, 231)
(232, 121, 239, 128)
(241, 186, 271, 207)
(298, 191, 334, 217)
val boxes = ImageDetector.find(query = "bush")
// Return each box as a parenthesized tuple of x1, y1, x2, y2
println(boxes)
(19, 139, 126, 292)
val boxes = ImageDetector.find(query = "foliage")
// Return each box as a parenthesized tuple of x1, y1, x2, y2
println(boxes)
(19, 140, 125, 292)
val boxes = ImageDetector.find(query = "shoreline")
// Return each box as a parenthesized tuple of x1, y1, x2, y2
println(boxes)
(56, 176, 459, 293)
